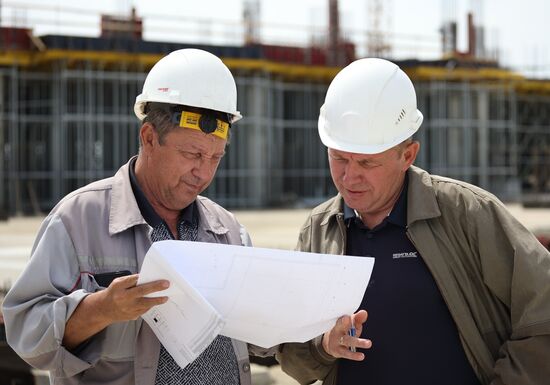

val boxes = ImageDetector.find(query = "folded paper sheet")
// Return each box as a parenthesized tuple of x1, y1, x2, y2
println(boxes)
(138, 240, 374, 369)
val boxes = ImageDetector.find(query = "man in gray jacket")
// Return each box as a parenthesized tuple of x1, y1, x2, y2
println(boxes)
(276, 58, 550, 385)
(3, 49, 257, 385)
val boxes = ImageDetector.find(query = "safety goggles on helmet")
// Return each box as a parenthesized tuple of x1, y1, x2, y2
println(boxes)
(146, 102, 231, 140)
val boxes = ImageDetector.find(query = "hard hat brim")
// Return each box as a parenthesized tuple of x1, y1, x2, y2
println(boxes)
(318, 108, 423, 154)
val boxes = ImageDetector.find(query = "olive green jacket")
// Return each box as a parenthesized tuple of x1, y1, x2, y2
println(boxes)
(277, 166, 550, 385)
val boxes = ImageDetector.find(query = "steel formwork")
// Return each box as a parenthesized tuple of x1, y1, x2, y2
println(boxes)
(206, 75, 334, 208)
(1, 56, 550, 216)
(414, 81, 520, 201)
(517, 93, 550, 205)
(0, 61, 335, 215)
(1, 63, 144, 215)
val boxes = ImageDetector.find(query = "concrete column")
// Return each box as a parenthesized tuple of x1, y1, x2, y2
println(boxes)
(0, 75, 5, 219)
(478, 89, 489, 190)
(246, 75, 269, 207)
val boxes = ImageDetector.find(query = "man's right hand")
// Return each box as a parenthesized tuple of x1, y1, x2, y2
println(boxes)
(322, 309, 372, 361)
(63, 274, 169, 350)
(99, 274, 169, 322)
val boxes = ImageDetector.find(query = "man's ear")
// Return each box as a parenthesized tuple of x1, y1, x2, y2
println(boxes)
(139, 123, 157, 154)
(403, 141, 420, 170)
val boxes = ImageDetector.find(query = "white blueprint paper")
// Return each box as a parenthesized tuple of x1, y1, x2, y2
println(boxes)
(137, 252, 225, 369)
(138, 240, 374, 368)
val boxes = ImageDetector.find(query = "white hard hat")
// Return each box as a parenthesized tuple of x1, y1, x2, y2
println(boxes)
(318, 58, 423, 154)
(134, 49, 242, 123)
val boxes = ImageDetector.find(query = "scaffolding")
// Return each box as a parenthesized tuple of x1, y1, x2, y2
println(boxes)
(415, 81, 519, 200)
(1, 41, 550, 217)
(0, 45, 338, 215)
(1, 60, 145, 215)
(517, 91, 550, 205)
(179, 73, 334, 208)
(409, 64, 550, 206)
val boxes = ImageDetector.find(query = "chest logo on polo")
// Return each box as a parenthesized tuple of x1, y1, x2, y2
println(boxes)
(392, 251, 418, 259)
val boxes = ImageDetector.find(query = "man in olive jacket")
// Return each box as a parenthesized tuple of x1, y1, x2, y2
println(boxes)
(276, 58, 550, 385)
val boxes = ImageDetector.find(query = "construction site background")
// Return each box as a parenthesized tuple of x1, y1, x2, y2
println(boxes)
(0, 1, 549, 218)
(1, 1, 550, 384)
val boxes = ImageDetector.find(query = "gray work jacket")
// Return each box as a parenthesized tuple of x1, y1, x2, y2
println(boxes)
(3, 158, 254, 385)
(277, 165, 550, 385)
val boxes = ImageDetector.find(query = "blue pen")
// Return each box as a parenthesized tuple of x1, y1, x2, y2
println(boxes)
(348, 326, 356, 352)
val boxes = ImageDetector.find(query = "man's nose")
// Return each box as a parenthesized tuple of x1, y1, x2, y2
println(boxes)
(191, 158, 215, 181)
(343, 161, 363, 183)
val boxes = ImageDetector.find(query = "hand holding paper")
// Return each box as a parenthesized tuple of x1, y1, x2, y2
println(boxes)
(138, 240, 374, 369)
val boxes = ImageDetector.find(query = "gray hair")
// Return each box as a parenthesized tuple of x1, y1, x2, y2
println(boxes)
(141, 107, 177, 146)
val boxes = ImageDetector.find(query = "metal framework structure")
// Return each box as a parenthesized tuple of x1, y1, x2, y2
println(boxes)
(415, 81, 519, 199)
(1, 49, 549, 217)
(0, 62, 144, 215)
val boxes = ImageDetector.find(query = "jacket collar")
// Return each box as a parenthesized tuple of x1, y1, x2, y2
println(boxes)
(320, 195, 345, 226)
(109, 156, 148, 235)
(406, 165, 441, 225)
(319, 165, 441, 227)
(196, 196, 229, 235)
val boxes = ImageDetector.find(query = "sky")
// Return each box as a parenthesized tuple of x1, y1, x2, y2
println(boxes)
(1, 0, 549, 78)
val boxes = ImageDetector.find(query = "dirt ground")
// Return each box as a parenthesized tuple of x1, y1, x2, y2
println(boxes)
(2, 204, 549, 286)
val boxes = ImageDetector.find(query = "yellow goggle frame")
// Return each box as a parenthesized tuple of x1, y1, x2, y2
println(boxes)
(178, 111, 229, 140)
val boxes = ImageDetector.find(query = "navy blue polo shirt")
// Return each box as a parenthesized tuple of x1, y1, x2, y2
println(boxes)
(337, 175, 480, 385)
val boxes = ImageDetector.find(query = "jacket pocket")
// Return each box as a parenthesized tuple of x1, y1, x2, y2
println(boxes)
(79, 273, 102, 293)
(78, 320, 141, 363)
